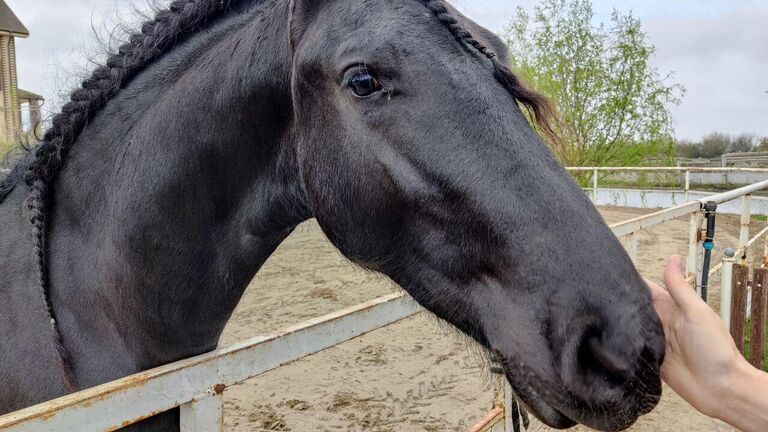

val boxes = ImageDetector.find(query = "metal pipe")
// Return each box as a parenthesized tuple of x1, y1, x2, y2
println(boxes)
(687, 212, 704, 290)
(628, 232, 638, 262)
(739, 195, 752, 264)
(610, 201, 700, 238)
(697, 179, 768, 205)
(180, 391, 224, 432)
(592, 169, 598, 202)
(566, 167, 768, 174)
(720, 248, 737, 331)
(700, 201, 718, 301)
(685, 170, 691, 202)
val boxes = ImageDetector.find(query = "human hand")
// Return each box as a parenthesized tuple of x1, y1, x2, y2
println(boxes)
(645, 255, 748, 419)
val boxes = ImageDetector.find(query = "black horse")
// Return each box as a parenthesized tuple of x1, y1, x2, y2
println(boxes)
(0, 1, 665, 430)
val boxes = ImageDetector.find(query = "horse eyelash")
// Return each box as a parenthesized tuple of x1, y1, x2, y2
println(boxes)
(341, 63, 392, 100)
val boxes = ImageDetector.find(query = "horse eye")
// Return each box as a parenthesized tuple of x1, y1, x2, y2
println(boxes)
(346, 69, 383, 98)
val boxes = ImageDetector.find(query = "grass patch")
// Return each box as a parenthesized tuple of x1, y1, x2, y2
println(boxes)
(741, 316, 768, 372)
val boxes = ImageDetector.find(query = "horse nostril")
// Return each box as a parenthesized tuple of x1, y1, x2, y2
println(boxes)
(580, 334, 633, 385)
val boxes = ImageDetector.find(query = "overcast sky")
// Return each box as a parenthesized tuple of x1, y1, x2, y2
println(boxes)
(6, 0, 768, 141)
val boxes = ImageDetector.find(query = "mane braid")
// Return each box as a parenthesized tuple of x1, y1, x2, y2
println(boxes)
(19, 0, 248, 391)
(419, 0, 561, 147)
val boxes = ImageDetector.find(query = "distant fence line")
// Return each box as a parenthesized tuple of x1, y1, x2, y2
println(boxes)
(678, 152, 768, 169)
(571, 166, 768, 188)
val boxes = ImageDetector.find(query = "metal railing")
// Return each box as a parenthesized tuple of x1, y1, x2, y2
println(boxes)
(568, 166, 768, 203)
(3, 167, 768, 432)
(0, 294, 420, 431)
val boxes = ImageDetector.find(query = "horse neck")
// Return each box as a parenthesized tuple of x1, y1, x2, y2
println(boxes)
(48, 1, 308, 378)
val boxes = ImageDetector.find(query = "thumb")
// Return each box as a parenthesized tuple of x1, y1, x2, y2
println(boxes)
(664, 255, 702, 313)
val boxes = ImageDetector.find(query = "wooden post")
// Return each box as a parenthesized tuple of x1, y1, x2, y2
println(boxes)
(764, 220, 768, 267)
(731, 264, 749, 353)
(750, 268, 768, 369)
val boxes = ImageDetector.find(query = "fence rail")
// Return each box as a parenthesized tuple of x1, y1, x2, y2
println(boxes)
(0, 294, 419, 432)
(568, 167, 768, 173)
(3, 166, 768, 432)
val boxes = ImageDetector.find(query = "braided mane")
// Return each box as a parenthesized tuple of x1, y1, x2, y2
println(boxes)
(10, 0, 248, 391)
(0, 0, 244, 204)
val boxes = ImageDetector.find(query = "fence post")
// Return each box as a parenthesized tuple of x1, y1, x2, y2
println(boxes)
(629, 232, 638, 263)
(750, 268, 768, 369)
(731, 264, 749, 353)
(684, 170, 691, 202)
(720, 254, 736, 332)
(739, 195, 752, 263)
(592, 169, 598, 202)
(687, 212, 704, 291)
(180, 390, 224, 432)
(764, 220, 768, 267)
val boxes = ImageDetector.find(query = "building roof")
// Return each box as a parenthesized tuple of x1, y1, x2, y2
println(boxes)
(18, 88, 43, 101)
(0, 1, 28, 37)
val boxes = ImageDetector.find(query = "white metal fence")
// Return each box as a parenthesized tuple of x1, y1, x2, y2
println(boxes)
(570, 167, 768, 334)
(2, 167, 768, 431)
(0, 294, 419, 432)
(568, 166, 768, 203)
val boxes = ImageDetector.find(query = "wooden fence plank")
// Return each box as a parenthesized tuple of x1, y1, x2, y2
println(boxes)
(750, 268, 768, 369)
(731, 264, 749, 353)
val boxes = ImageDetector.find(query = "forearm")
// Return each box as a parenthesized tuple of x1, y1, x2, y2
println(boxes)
(716, 360, 768, 432)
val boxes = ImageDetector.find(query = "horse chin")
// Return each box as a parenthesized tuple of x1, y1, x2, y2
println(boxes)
(507, 371, 643, 432)
(506, 376, 576, 430)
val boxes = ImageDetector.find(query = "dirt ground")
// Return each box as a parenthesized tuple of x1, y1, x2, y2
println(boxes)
(219, 206, 764, 432)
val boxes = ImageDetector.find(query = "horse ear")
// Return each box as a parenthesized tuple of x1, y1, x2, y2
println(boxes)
(288, 0, 324, 49)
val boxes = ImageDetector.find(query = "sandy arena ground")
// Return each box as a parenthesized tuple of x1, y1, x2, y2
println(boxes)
(219, 206, 764, 432)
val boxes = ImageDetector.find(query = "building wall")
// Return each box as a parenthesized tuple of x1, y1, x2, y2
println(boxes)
(8, 34, 18, 137)
(0, 34, 8, 147)
(0, 33, 20, 149)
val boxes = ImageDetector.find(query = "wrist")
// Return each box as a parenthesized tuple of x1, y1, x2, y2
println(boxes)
(715, 358, 763, 422)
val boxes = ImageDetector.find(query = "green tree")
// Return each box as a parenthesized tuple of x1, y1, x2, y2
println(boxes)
(697, 133, 731, 158)
(730, 133, 756, 153)
(503, 0, 684, 167)
(755, 137, 768, 152)
(676, 139, 701, 158)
